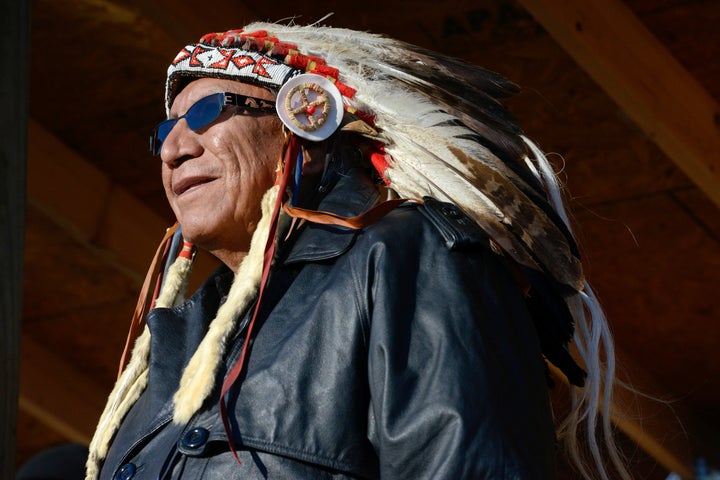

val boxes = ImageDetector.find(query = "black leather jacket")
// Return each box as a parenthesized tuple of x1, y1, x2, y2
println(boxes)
(100, 167, 556, 479)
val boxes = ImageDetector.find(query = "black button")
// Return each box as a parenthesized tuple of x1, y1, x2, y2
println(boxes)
(182, 427, 209, 449)
(114, 463, 136, 480)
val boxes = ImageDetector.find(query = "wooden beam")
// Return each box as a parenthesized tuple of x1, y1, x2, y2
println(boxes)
(18, 336, 107, 444)
(516, 0, 720, 208)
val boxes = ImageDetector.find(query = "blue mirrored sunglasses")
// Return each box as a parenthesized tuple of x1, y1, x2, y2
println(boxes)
(149, 92, 276, 155)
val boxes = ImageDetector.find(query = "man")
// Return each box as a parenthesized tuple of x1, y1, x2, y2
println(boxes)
(87, 24, 623, 479)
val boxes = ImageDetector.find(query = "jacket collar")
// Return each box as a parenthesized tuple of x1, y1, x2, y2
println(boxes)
(281, 164, 380, 265)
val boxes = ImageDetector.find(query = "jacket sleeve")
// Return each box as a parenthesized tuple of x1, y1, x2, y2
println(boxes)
(357, 208, 557, 479)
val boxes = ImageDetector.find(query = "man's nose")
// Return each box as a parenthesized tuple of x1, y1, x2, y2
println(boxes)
(160, 119, 203, 167)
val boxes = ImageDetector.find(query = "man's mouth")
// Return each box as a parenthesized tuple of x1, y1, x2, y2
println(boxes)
(174, 176, 216, 196)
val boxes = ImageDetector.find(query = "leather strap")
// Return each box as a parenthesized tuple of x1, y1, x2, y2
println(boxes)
(283, 198, 418, 230)
(117, 223, 179, 378)
(219, 134, 300, 466)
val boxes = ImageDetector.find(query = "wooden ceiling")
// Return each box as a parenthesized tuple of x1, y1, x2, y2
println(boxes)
(19, 0, 720, 478)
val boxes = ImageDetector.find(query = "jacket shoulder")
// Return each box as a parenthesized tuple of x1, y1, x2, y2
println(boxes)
(364, 196, 490, 252)
(418, 196, 490, 250)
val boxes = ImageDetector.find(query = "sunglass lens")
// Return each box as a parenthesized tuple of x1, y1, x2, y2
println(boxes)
(185, 93, 225, 131)
(150, 93, 226, 155)
(152, 118, 178, 154)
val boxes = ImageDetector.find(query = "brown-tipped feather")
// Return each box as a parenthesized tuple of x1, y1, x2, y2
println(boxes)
(244, 21, 585, 339)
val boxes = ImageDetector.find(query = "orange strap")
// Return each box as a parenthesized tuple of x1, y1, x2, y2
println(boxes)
(283, 198, 421, 230)
(117, 223, 179, 378)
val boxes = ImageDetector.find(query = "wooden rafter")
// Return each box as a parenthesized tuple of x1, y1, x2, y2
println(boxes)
(517, 0, 720, 208)
(18, 337, 106, 444)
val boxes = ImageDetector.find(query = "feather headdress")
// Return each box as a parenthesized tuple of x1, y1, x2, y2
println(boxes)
(88, 23, 627, 480)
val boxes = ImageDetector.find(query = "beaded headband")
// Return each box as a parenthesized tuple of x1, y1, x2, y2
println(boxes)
(165, 29, 358, 126)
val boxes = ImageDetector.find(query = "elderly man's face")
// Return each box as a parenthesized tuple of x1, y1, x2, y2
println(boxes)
(160, 77, 283, 265)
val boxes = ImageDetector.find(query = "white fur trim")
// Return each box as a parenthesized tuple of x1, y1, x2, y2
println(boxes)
(172, 185, 279, 423)
(155, 254, 195, 309)
(85, 327, 151, 480)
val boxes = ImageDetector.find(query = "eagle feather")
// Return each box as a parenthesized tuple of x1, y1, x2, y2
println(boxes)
(244, 21, 583, 290)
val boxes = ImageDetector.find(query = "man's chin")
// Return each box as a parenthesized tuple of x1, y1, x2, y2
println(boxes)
(177, 221, 251, 255)
(174, 220, 217, 248)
